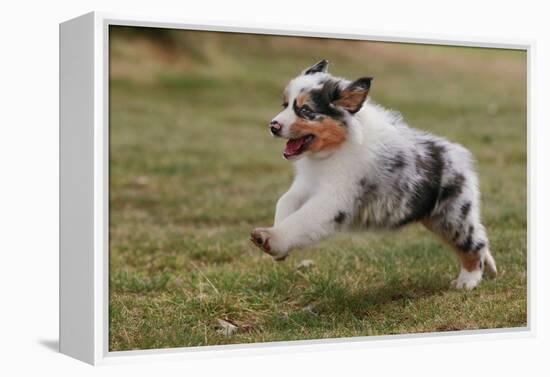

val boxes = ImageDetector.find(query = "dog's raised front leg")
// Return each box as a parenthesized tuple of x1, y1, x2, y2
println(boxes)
(251, 194, 349, 260)
(274, 183, 309, 226)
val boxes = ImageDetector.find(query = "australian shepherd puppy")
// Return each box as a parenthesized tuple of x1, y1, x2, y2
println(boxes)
(250, 60, 497, 290)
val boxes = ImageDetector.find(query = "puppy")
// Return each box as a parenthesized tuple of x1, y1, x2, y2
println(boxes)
(250, 60, 496, 290)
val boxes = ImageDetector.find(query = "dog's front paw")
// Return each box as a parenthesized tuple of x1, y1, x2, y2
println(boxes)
(251, 228, 272, 252)
(250, 227, 288, 261)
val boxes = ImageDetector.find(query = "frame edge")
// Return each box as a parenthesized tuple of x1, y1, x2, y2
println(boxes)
(59, 11, 96, 365)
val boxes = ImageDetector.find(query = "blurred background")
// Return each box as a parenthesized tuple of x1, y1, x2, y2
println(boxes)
(109, 26, 527, 351)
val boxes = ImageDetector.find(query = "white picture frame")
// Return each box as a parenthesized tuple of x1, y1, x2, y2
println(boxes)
(59, 11, 534, 365)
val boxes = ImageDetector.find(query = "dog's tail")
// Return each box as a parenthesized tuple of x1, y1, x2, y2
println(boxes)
(484, 250, 497, 278)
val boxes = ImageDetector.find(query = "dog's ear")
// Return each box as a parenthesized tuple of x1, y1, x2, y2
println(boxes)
(303, 59, 329, 75)
(333, 77, 373, 114)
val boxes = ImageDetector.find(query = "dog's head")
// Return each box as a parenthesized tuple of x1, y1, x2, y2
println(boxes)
(269, 60, 372, 160)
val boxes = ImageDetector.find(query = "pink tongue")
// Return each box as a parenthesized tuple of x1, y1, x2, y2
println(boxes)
(284, 137, 305, 156)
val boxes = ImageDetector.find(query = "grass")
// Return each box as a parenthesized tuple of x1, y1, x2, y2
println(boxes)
(108, 27, 527, 351)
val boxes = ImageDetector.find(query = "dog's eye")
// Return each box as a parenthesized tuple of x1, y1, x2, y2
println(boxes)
(282, 102, 289, 108)
(300, 106, 314, 118)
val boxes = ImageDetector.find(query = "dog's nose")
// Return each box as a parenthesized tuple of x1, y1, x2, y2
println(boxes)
(270, 120, 282, 135)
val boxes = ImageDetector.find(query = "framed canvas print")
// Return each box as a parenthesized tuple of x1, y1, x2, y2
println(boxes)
(59, 11, 532, 365)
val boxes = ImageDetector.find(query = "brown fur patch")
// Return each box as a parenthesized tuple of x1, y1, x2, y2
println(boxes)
(456, 252, 482, 272)
(296, 93, 309, 108)
(289, 118, 347, 153)
(422, 219, 482, 272)
(334, 90, 369, 113)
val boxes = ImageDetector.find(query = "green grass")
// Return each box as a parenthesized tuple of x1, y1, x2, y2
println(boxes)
(108, 28, 527, 351)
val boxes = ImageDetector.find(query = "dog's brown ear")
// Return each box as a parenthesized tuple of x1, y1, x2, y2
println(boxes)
(303, 59, 329, 75)
(334, 77, 373, 113)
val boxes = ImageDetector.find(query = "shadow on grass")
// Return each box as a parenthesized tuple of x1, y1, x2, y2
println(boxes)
(265, 279, 452, 337)
(315, 280, 450, 318)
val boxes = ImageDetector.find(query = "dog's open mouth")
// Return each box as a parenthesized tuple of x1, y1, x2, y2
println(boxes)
(283, 135, 315, 159)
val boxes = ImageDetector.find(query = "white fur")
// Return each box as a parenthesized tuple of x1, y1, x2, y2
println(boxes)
(266, 102, 411, 253)
(451, 268, 483, 290)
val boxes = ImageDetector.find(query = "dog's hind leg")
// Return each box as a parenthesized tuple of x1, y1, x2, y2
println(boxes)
(421, 156, 497, 290)
(424, 199, 496, 290)
(483, 248, 498, 278)
(425, 218, 495, 290)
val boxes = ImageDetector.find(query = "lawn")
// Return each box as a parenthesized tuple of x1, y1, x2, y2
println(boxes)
(108, 27, 527, 351)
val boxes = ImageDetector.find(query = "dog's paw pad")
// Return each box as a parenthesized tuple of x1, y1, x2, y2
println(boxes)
(250, 228, 271, 252)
